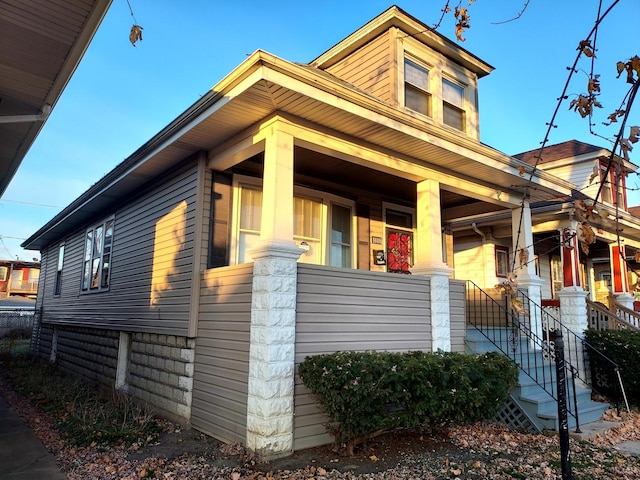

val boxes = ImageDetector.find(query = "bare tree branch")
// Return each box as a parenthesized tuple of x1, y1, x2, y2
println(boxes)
(492, 0, 531, 25)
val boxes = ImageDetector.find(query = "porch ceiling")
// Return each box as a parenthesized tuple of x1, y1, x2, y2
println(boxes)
(0, 0, 112, 197)
(23, 51, 573, 250)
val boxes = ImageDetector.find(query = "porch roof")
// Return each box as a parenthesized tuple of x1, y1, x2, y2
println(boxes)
(0, 0, 113, 197)
(23, 49, 575, 251)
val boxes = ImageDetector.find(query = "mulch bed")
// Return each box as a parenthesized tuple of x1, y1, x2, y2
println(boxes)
(3, 376, 640, 479)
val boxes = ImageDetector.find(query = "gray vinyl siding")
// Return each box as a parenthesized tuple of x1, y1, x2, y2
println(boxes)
(191, 264, 253, 444)
(326, 31, 394, 104)
(449, 279, 466, 353)
(293, 264, 431, 450)
(38, 161, 200, 335)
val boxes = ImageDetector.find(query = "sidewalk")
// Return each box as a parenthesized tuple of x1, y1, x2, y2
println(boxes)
(0, 393, 67, 479)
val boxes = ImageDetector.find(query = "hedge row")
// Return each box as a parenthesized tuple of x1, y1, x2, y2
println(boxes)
(298, 350, 518, 448)
(584, 329, 640, 406)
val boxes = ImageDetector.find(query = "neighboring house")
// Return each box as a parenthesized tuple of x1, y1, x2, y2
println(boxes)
(453, 140, 640, 309)
(24, 7, 577, 457)
(0, 0, 113, 196)
(0, 260, 40, 299)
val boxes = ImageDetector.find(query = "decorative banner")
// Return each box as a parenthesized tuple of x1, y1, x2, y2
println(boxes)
(387, 230, 412, 274)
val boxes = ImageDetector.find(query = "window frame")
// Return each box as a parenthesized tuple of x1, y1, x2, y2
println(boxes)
(230, 176, 356, 268)
(442, 76, 467, 132)
(403, 56, 432, 117)
(398, 36, 479, 139)
(54, 243, 64, 296)
(81, 217, 114, 293)
(495, 245, 510, 278)
(0, 266, 7, 282)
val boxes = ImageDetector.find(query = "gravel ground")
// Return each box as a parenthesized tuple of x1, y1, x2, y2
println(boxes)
(3, 382, 640, 479)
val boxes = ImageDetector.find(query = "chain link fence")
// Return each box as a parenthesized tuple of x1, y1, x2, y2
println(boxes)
(0, 309, 35, 338)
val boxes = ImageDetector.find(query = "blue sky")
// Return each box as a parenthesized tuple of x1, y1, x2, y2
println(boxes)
(1, 0, 638, 260)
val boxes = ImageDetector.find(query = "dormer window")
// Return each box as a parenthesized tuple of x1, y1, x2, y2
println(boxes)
(442, 78, 465, 131)
(404, 58, 431, 116)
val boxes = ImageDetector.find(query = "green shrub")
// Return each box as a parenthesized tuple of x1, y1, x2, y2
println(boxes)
(584, 329, 640, 406)
(298, 350, 518, 450)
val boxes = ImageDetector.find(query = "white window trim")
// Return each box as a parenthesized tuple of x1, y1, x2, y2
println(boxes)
(398, 35, 478, 138)
(442, 75, 468, 132)
(402, 55, 434, 118)
(230, 175, 357, 268)
(81, 216, 114, 293)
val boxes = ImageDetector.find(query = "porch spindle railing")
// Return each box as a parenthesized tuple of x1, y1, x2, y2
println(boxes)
(587, 299, 640, 331)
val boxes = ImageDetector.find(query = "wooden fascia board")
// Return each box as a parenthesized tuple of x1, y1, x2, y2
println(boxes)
(259, 65, 574, 197)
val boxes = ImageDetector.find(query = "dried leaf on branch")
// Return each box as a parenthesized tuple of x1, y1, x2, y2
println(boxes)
(577, 222, 596, 255)
(129, 24, 143, 47)
(519, 248, 529, 268)
(454, 7, 471, 41)
(578, 39, 596, 58)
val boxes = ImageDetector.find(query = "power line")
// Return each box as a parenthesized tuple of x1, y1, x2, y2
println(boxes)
(0, 199, 62, 208)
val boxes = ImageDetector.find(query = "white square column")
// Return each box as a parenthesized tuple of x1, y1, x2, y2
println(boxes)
(412, 179, 452, 352)
(511, 201, 544, 343)
(246, 128, 302, 458)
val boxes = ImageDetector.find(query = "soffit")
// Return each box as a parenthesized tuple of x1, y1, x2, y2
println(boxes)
(23, 54, 572, 250)
(0, 0, 112, 197)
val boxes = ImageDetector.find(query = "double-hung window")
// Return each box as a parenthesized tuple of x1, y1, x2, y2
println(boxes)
(404, 58, 431, 116)
(442, 77, 466, 131)
(233, 180, 354, 267)
(82, 218, 114, 292)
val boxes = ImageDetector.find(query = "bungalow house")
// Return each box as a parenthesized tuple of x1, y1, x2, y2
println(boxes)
(25, 6, 581, 457)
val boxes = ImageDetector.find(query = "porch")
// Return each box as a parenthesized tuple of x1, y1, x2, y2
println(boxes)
(191, 263, 467, 453)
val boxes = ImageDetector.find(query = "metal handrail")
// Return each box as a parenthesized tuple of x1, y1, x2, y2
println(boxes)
(517, 292, 627, 412)
(466, 281, 579, 423)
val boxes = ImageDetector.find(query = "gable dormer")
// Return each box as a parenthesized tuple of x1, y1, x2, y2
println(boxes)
(310, 6, 493, 140)
(515, 140, 638, 211)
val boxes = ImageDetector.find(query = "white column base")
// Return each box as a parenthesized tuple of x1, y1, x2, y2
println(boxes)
(246, 240, 302, 458)
(412, 263, 453, 352)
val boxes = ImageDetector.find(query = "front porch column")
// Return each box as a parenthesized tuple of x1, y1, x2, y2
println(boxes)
(558, 287, 589, 380)
(246, 128, 302, 458)
(511, 201, 543, 343)
(412, 179, 452, 352)
(557, 223, 588, 378)
(610, 243, 634, 308)
(560, 223, 581, 289)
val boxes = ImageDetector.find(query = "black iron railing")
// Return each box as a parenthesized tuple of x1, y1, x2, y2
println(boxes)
(514, 289, 627, 412)
(466, 281, 630, 430)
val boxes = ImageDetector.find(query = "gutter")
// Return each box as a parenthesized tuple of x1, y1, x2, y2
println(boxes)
(0, 105, 51, 124)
